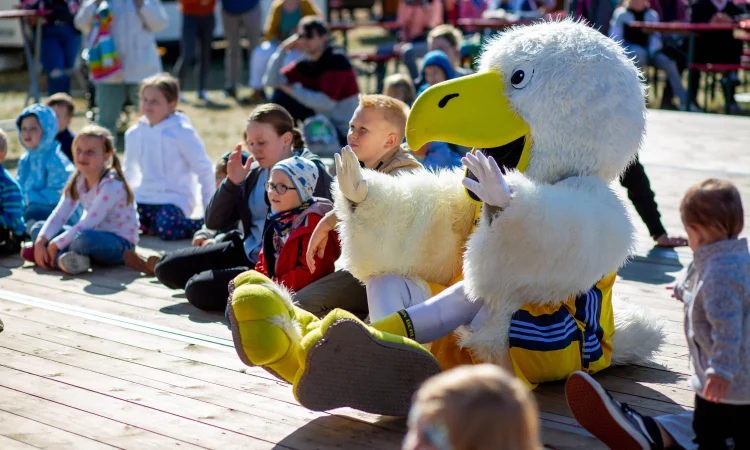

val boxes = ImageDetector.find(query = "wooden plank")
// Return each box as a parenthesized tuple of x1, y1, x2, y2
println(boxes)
(0, 364, 292, 449)
(0, 330, 405, 448)
(0, 434, 41, 450)
(0, 394, 193, 450)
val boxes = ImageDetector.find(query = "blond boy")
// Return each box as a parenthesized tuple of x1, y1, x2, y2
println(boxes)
(296, 94, 423, 318)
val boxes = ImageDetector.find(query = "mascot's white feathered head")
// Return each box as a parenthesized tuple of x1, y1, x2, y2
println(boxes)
(406, 19, 647, 188)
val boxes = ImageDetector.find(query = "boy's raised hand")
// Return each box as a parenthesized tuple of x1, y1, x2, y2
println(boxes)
(227, 144, 253, 185)
(335, 146, 368, 204)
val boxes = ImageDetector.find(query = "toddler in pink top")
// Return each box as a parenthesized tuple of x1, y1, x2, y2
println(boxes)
(24, 125, 139, 275)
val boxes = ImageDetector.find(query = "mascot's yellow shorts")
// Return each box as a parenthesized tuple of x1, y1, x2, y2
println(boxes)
(426, 272, 616, 389)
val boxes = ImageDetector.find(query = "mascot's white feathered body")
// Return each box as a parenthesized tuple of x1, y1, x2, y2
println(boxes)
(228, 19, 666, 417)
(333, 18, 665, 380)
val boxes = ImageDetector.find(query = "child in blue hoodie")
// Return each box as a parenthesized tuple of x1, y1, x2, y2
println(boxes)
(0, 129, 26, 254)
(16, 103, 79, 234)
(415, 50, 464, 171)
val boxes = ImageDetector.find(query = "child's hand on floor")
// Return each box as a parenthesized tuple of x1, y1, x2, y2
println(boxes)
(703, 374, 731, 403)
(33, 238, 50, 269)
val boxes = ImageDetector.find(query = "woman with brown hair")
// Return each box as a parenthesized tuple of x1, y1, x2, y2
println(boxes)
(146, 103, 333, 311)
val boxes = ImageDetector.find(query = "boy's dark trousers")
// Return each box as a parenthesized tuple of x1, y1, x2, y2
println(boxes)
(619, 157, 667, 240)
(693, 395, 750, 449)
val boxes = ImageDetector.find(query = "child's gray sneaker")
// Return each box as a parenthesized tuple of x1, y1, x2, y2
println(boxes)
(57, 252, 91, 275)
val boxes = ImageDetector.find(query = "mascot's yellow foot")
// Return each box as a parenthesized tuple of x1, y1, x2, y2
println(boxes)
(293, 309, 442, 417)
(227, 270, 318, 383)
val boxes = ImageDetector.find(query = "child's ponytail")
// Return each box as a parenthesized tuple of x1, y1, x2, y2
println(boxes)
(291, 128, 306, 149)
(110, 153, 135, 206)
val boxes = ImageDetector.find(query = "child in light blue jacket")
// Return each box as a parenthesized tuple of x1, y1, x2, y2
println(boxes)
(16, 103, 79, 233)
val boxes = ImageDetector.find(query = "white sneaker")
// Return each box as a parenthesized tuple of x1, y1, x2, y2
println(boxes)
(57, 252, 91, 275)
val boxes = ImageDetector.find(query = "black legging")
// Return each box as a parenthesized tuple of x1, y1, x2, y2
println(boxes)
(154, 231, 252, 311)
(619, 158, 666, 239)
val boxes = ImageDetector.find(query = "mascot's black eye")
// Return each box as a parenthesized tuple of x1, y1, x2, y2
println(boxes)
(510, 63, 534, 89)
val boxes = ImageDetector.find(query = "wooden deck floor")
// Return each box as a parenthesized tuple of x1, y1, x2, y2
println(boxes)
(1, 109, 748, 449)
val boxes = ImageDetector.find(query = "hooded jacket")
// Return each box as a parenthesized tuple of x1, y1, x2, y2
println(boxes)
(255, 199, 341, 293)
(416, 50, 456, 96)
(16, 104, 76, 208)
(124, 112, 216, 218)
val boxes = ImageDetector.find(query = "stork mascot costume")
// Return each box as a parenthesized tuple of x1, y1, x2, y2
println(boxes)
(227, 19, 665, 416)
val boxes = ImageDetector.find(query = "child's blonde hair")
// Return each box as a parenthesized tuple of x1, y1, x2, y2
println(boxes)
(358, 94, 409, 140)
(0, 129, 8, 154)
(383, 74, 416, 106)
(45, 92, 75, 117)
(140, 73, 180, 104)
(64, 125, 134, 205)
(680, 178, 744, 240)
(408, 364, 541, 450)
(427, 24, 464, 53)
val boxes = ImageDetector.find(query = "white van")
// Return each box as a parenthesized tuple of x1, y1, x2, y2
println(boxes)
(0, 0, 327, 47)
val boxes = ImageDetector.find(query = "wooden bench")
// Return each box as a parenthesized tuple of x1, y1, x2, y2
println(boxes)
(350, 51, 401, 94)
(688, 62, 749, 113)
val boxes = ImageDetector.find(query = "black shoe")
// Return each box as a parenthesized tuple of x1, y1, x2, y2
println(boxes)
(224, 87, 237, 99)
(0, 317, 3, 333)
(565, 371, 662, 450)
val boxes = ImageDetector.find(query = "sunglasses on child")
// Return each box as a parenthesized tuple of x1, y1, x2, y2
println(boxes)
(265, 182, 297, 195)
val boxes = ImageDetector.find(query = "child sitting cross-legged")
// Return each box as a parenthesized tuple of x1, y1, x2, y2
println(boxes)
(0, 129, 26, 254)
(23, 125, 139, 274)
(253, 156, 340, 292)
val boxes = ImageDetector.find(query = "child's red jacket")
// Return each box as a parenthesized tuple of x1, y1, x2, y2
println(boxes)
(255, 199, 341, 293)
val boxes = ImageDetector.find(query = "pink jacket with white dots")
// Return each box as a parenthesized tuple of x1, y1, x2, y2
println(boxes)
(39, 170, 140, 249)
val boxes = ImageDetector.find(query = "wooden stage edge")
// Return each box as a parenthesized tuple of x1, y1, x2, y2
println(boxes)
(0, 109, 749, 449)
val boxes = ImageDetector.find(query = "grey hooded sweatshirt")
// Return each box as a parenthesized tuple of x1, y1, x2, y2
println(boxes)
(675, 238, 750, 404)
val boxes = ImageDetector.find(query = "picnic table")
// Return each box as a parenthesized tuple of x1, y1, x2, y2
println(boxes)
(457, 11, 568, 44)
(0, 9, 50, 106)
(627, 21, 745, 113)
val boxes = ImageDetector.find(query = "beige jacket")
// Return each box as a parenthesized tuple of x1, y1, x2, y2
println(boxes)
(323, 144, 423, 228)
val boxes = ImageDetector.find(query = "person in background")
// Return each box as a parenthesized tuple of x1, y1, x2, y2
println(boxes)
(20, 0, 82, 95)
(75, 0, 169, 143)
(124, 73, 216, 241)
(376, 0, 443, 84)
(23, 125, 139, 274)
(403, 364, 542, 450)
(174, 0, 216, 103)
(649, 0, 688, 110)
(566, 178, 748, 450)
(263, 16, 359, 146)
(609, 0, 700, 112)
(220, 0, 262, 100)
(150, 104, 333, 312)
(427, 24, 473, 77)
(688, 0, 745, 113)
(15, 103, 79, 233)
(247, 0, 321, 104)
(0, 130, 26, 255)
(45, 92, 76, 162)
(383, 74, 416, 106)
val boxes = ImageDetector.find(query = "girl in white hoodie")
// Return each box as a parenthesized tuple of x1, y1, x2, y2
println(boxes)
(124, 73, 216, 240)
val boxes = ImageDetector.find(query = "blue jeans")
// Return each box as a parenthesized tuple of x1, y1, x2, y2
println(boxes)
(41, 24, 82, 95)
(30, 223, 134, 266)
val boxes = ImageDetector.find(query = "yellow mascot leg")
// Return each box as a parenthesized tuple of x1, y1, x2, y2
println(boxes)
(292, 308, 442, 416)
(227, 270, 319, 383)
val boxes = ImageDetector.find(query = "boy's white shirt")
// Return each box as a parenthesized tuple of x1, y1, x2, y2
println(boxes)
(123, 112, 216, 218)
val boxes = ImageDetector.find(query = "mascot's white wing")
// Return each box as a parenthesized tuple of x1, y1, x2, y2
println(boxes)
(465, 173, 634, 306)
(333, 167, 476, 287)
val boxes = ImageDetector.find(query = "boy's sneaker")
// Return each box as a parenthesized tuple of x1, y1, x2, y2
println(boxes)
(57, 252, 91, 275)
(565, 371, 662, 450)
(20, 243, 35, 263)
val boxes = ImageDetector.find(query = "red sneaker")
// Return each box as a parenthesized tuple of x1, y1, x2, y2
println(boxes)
(20, 245, 35, 263)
